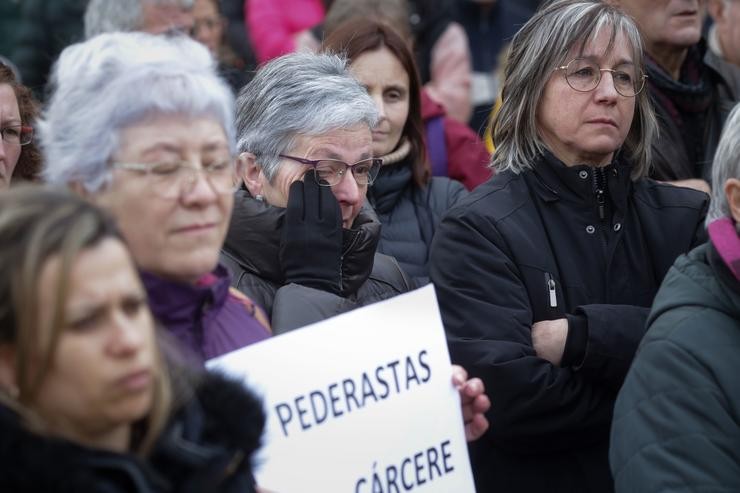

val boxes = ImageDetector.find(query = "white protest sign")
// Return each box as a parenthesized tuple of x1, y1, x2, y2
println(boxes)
(207, 284, 476, 493)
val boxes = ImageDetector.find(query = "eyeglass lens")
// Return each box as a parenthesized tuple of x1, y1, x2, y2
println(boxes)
(565, 59, 643, 97)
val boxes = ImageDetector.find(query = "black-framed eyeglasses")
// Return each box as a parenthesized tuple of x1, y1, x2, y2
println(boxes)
(111, 159, 243, 199)
(555, 58, 647, 97)
(1, 125, 34, 146)
(279, 154, 382, 187)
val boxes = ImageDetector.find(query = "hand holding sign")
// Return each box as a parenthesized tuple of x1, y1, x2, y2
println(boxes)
(207, 285, 478, 493)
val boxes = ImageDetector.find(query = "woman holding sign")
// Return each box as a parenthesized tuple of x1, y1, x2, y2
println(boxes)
(430, 1, 708, 492)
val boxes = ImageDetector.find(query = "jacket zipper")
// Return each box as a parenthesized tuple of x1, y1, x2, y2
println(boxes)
(544, 272, 557, 308)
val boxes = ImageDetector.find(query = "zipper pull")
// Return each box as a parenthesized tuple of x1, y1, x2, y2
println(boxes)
(545, 273, 557, 308)
(596, 189, 605, 221)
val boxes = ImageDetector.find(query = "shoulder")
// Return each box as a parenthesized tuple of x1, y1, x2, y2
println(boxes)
(632, 179, 709, 219)
(443, 170, 531, 225)
(367, 252, 414, 293)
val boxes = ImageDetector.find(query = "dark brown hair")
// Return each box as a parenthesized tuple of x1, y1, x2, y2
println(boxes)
(322, 18, 430, 186)
(0, 63, 42, 183)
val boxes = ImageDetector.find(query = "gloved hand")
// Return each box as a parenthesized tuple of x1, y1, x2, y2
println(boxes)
(279, 170, 343, 294)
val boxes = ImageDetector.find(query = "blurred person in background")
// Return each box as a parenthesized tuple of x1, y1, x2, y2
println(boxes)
(8, 0, 88, 101)
(192, 0, 250, 92)
(430, 2, 709, 491)
(41, 32, 271, 365)
(84, 0, 194, 38)
(610, 102, 740, 493)
(246, 0, 332, 63)
(611, 0, 738, 192)
(454, 0, 533, 136)
(0, 186, 264, 492)
(0, 62, 41, 189)
(707, 0, 740, 91)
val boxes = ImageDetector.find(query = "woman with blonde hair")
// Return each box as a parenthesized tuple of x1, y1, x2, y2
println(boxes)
(0, 186, 264, 491)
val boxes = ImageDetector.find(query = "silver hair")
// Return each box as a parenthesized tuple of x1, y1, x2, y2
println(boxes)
(707, 103, 740, 225)
(492, 0, 657, 179)
(235, 51, 379, 182)
(84, 0, 194, 39)
(40, 32, 235, 192)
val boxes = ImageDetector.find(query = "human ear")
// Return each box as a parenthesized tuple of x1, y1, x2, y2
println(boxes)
(240, 152, 264, 198)
(724, 178, 740, 225)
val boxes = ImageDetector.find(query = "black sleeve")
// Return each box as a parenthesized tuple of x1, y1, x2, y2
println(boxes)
(430, 210, 617, 452)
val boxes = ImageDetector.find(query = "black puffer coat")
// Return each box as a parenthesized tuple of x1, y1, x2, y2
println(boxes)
(0, 372, 264, 493)
(221, 189, 413, 334)
(367, 156, 466, 283)
(430, 152, 708, 493)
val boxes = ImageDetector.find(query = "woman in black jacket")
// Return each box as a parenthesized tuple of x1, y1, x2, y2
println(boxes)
(429, 1, 709, 492)
(0, 187, 264, 492)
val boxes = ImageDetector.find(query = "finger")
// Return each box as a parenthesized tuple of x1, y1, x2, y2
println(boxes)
(461, 378, 484, 398)
(473, 394, 491, 414)
(465, 414, 490, 442)
(301, 170, 321, 222)
(286, 179, 306, 223)
(451, 364, 468, 387)
(318, 177, 342, 228)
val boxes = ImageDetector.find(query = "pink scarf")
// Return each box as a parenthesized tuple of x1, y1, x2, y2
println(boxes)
(708, 217, 740, 282)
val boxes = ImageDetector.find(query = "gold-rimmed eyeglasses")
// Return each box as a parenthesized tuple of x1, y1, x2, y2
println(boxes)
(111, 159, 243, 199)
(555, 58, 647, 97)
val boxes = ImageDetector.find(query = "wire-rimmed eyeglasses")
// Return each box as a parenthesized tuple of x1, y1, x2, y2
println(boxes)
(111, 159, 243, 199)
(1, 125, 34, 146)
(555, 58, 647, 97)
(279, 154, 383, 187)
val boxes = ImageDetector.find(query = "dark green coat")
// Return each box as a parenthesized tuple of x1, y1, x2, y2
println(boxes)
(610, 242, 740, 492)
(9, 0, 88, 99)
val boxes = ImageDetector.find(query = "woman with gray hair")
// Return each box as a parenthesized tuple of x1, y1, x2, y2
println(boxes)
(610, 103, 740, 492)
(41, 32, 271, 365)
(429, 1, 709, 491)
(221, 51, 414, 332)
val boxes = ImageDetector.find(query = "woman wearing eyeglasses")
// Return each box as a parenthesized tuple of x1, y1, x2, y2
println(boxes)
(0, 62, 40, 189)
(221, 51, 414, 333)
(41, 33, 271, 365)
(429, 1, 709, 492)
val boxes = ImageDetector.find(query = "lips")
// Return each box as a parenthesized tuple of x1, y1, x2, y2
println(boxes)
(116, 368, 152, 393)
(587, 118, 618, 128)
(172, 222, 218, 234)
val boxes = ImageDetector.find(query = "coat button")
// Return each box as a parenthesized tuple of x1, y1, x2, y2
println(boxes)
(586, 225, 595, 234)
(579, 170, 589, 179)
(613, 222, 622, 231)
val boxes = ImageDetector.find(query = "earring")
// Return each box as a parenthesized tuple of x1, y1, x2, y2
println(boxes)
(255, 194, 264, 202)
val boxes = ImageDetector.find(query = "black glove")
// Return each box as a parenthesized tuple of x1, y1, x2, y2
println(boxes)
(279, 170, 343, 294)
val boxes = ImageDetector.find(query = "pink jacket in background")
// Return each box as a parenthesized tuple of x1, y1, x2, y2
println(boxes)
(246, 0, 325, 64)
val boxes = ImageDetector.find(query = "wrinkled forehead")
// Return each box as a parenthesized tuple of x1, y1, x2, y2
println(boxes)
(566, 23, 640, 65)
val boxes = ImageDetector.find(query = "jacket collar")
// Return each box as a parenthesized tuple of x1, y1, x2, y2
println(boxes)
(224, 189, 381, 296)
(529, 150, 632, 208)
(367, 156, 414, 215)
(141, 266, 230, 332)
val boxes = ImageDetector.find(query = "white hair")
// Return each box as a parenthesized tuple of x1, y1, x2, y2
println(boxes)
(40, 32, 234, 192)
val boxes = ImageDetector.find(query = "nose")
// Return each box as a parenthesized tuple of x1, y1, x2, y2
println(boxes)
(594, 70, 619, 102)
(372, 93, 387, 120)
(108, 312, 146, 357)
(331, 167, 362, 205)
(181, 168, 220, 205)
